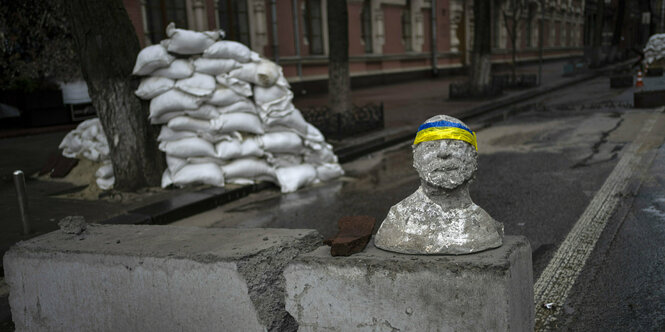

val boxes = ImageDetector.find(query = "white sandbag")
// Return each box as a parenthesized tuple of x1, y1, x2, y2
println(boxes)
(82, 149, 101, 162)
(184, 104, 220, 120)
(96, 176, 115, 190)
(95, 162, 114, 179)
(275, 164, 318, 193)
(132, 44, 175, 76)
(172, 163, 225, 187)
(221, 158, 275, 180)
(304, 143, 338, 164)
(316, 163, 344, 182)
(241, 138, 263, 157)
(263, 107, 309, 136)
(187, 157, 227, 165)
(216, 74, 253, 97)
(217, 100, 257, 115)
(175, 73, 216, 97)
(260, 132, 303, 154)
(80, 124, 101, 141)
(215, 140, 242, 159)
(266, 153, 302, 167)
(211, 112, 264, 134)
(254, 84, 293, 113)
(167, 116, 212, 133)
(199, 131, 242, 143)
(193, 58, 240, 76)
(59, 132, 83, 157)
(161, 22, 219, 55)
(161, 169, 173, 188)
(207, 86, 247, 106)
(150, 110, 185, 125)
(228, 59, 280, 87)
(152, 59, 194, 79)
(305, 123, 325, 142)
(215, 137, 263, 159)
(157, 126, 196, 142)
(250, 51, 261, 62)
(149, 89, 203, 119)
(166, 155, 187, 174)
(203, 41, 252, 62)
(158, 137, 217, 158)
(135, 76, 174, 100)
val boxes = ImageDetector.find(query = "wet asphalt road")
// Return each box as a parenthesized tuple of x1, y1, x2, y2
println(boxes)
(174, 75, 665, 330)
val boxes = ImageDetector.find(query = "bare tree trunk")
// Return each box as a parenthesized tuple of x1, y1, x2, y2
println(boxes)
(609, 0, 626, 62)
(591, 0, 606, 67)
(503, 0, 523, 82)
(59, 0, 163, 191)
(327, 0, 351, 114)
(470, 0, 492, 94)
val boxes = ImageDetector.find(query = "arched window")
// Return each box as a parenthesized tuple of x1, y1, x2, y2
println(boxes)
(218, 0, 251, 46)
(361, 0, 373, 53)
(145, 0, 188, 44)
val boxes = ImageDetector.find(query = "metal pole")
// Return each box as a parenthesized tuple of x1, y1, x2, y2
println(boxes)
(538, 0, 544, 86)
(431, 0, 438, 76)
(13, 170, 31, 235)
(292, 0, 303, 80)
(271, 0, 280, 64)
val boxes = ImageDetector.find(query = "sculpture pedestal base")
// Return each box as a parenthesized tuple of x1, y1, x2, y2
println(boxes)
(284, 236, 533, 331)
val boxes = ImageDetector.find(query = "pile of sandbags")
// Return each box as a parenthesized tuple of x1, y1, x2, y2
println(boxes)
(644, 34, 665, 65)
(58, 118, 115, 190)
(132, 23, 343, 193)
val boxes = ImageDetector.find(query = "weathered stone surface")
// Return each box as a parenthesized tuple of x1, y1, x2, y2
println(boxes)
(57, 215, 87, 235)
(324, 216, 376, 256)
(284, 236, 533, 331)
(375, 115, 504, 255)
(4, 225, 321, 332)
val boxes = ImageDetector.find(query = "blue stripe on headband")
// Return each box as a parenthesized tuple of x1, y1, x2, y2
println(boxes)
(417, 120, 473, 134)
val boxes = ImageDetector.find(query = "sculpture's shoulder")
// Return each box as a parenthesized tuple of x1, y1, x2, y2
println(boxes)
(385, 187, 433, 222)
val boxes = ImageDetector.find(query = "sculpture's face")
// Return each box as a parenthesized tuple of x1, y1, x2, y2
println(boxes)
(413, 139, 477, 190)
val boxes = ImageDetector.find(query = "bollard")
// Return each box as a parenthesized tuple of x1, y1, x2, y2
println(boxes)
(13, 170, 31, 235)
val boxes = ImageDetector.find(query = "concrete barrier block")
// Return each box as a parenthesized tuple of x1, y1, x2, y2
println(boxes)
(284, 236, 533, 331)
(4, 225, 321, 332)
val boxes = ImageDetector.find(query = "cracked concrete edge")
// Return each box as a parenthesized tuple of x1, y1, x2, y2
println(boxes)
(235, 230, 323, 332)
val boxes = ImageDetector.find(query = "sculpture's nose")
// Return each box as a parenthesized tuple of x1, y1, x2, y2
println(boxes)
(437, 149, 451, 159)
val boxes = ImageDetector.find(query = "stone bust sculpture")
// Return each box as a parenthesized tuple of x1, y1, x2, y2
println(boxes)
(374, 115, 503, 255)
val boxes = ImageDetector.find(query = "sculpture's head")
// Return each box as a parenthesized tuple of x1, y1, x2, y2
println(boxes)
(412, 115, 478, 190)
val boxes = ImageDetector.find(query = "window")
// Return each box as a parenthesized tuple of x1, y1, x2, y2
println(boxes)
(304, 0, 324, 55)
(402, 1, 412, 51)
(361, 0, 373, 53)
(218, 0, 251, 46)
(145, 0, 188, 44)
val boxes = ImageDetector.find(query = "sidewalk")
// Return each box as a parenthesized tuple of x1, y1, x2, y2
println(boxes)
(0, 58, 607, 269)
(294, 60, 591, 129)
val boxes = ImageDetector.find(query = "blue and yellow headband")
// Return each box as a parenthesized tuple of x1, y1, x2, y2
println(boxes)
(414, 120, 478, 150)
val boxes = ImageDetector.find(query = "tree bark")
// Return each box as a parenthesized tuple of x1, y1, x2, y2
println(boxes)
(469, 0, 492, 94)
(608, 0, 626, 62)
(591, 0, 606, 67)
(59, 0, 163, 191)
(327, 0, 351, 114)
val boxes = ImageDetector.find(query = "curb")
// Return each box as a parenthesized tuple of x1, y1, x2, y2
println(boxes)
(103, 60, 635, 226)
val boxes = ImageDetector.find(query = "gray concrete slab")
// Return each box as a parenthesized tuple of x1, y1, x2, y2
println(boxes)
(4, 225, 321, 331)
(284, 236, 533, 332)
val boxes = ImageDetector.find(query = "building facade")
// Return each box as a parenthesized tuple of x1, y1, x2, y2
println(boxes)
(123, 0, 586, 85)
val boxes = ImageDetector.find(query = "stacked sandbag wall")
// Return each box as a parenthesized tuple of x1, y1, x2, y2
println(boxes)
(131, 23, 343, 193)
(58, 118, 114, 189)
(644, 34, 665, 66)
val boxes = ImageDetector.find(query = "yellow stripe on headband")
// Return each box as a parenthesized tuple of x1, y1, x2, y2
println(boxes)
(414, 127, 478, 150)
